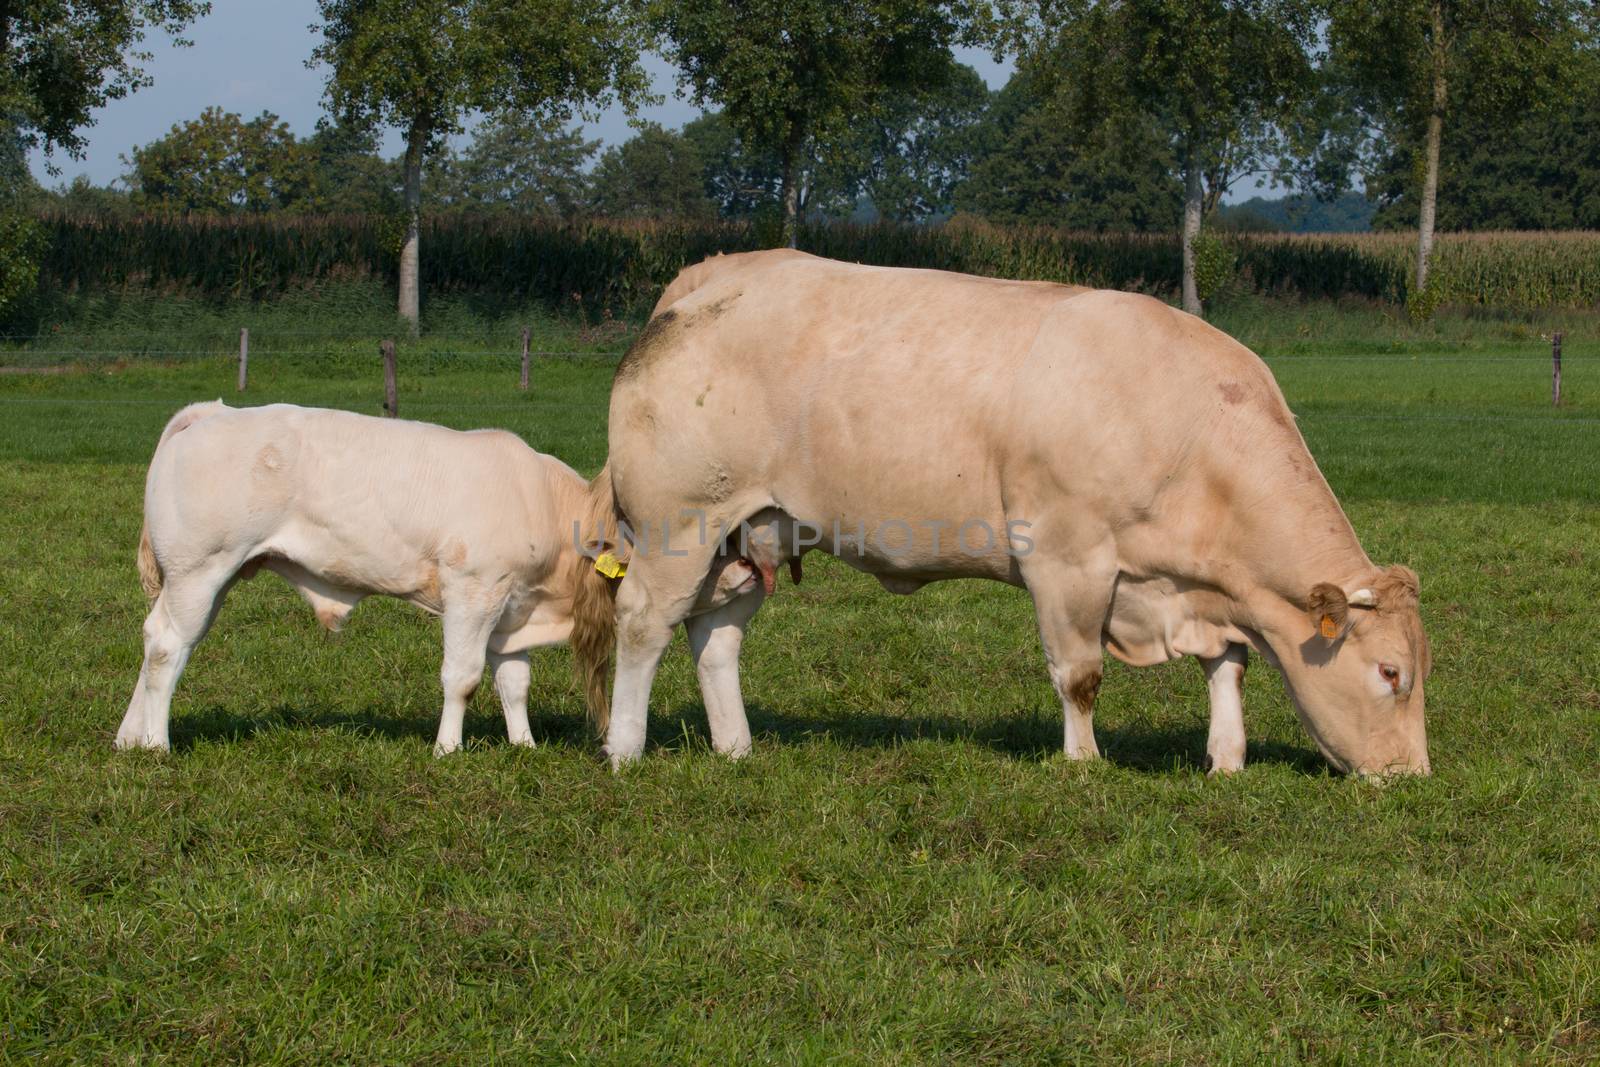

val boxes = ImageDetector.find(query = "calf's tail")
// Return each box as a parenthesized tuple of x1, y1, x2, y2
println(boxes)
(137, 524, 163, 598)
(570, 462, 628, 736)
(137, 399, 230, 599)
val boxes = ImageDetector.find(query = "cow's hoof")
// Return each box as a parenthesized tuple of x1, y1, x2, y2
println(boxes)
(433, 742, 461, 758)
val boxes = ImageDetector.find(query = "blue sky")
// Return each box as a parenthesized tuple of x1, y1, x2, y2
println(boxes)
(28, 1, 1015, 188)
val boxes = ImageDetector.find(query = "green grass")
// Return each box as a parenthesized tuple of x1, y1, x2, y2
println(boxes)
(2, 299, 1598, 1063)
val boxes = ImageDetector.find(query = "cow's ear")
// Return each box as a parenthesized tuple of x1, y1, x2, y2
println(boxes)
(1307, 583, 1349, 640)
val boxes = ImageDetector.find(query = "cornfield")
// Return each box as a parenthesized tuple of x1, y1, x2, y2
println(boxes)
(19, 213, 1600, 318)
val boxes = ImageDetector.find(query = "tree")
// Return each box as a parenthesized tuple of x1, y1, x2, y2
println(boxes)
(590, 122, 716, 220)
(681, 112, 783, 220)
(310, 0, 649, 330)
(1326, 0, 1592, 294)
(956, 69, 1182, 231)
(303, 119, 398, 214)
(125, 107, 314, 213)
(650, 0, 974, 247)
(0, 0, 210, 163)
(2, 1, 207, 315)
(1366, 49, 1600, 231)
(0, 120, 43, 315)
(42, 174, 137, 217)
(1004, 0, 1319, 315)
(1216, 191, 1375, 232)
(430, 112, 598, 217)
(846, 61, 992, 222)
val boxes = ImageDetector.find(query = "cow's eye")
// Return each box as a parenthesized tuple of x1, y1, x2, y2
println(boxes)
(1379, 664, 1401, 691)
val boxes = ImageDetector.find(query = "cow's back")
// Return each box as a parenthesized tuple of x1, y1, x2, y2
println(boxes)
(608, 254, 1328, 587)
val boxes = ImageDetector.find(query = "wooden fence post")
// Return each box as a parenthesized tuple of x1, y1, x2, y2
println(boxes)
(237, 327, 249, 392)
(381, 339, 398, 418)
(520, 325, 531, 392)
(1553, 331, 1563, 407)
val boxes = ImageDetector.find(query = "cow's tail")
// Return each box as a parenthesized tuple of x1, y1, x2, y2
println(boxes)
(570, 462, 628, 736)
(138, 399, 229, 599)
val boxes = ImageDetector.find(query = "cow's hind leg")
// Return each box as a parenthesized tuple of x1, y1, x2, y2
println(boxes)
(686, 587, 765, 758)
(117, 563, 238, 751)
(1022, 554, 1117, 761)
(608, 531, 726, 769)
(489, 650, 534, 747)
(1200, 643, 1248, 774)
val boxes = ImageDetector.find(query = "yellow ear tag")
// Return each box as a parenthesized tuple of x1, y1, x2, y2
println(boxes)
(594, 552, 627, 579)
(1320, 615, 1339, 640)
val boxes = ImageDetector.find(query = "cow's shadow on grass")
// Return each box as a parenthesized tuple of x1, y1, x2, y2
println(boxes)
(168, 702, 591, 752)
(169, 699, 1323, 775)
(651, 701, 1326, 776)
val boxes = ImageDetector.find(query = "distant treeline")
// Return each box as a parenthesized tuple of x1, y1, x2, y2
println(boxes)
(15, 214, 1598, 329)
(24, 56, 1600, 236)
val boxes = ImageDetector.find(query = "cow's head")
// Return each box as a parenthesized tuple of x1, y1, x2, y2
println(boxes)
(1282, 565, 1432, 777)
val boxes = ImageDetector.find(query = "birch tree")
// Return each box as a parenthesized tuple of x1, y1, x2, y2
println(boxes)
(310, 0, 648, 330)
(1325, 0, 1588, 302)
(1003, 0, 1318, 316)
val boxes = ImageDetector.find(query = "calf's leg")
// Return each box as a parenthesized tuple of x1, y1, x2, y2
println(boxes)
(1200, 643, 1248, 774)
(434, 604, 499, 756)
(117, 564, 237, 751)
(489, 650, 534, 747)
(685, 587, 764, 758)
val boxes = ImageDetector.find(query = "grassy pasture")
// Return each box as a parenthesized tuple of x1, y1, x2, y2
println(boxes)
(1, 302, 1598, 1062)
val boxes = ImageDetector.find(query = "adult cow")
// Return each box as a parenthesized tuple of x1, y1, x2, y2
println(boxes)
(574, 251, 1431, 776)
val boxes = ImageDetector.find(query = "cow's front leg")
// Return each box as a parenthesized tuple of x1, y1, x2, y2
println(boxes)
(1023, 553, 1117, 761)
(1200, 643, 1248, 774)
(686, 587, 764, 758)
(489, 651, 534, 747)
(608, 534, 724, 769)
(435, 604, 497, 756)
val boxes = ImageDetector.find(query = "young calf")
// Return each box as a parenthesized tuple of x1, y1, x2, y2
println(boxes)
(119, 401, 750, 755)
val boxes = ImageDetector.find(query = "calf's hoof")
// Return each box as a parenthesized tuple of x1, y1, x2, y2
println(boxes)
(1204, 748, 1246, 776)
(604, 745, 642, 773)
(114, 735, 170, 753)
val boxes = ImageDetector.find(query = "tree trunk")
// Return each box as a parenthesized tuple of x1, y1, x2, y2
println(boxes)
(397, 121, 427, 334)
(1181, 160, 1203, 317)
(1414, 0, 1448, 298)
(779, 124, 805, 250)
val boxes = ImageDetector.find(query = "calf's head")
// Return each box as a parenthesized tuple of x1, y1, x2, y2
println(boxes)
(1282, 565, 1432, 777)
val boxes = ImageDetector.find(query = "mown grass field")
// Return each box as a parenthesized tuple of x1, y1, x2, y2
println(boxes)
(2, 298, 1598, 1062)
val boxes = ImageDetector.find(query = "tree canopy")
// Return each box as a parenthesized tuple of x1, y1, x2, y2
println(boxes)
(590, 122, 717, 220)
(1003, 0, 1319, 314)
(1367, 49, 1600, 231)
(429, 112, 599, 217)
(650, 0, 975, 244)
(126, 108, 313, 213)
(1323, 0, 1591, 297)
(0, 0, 210, 162)
(956, 68, 1182, 231)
